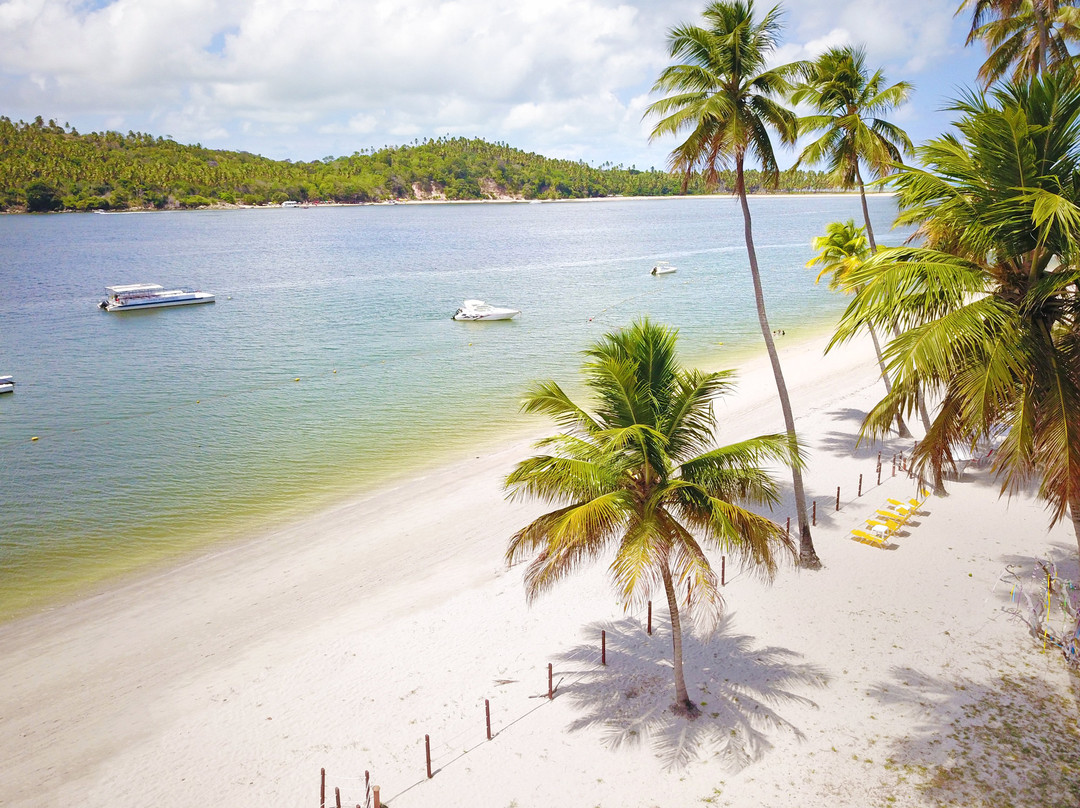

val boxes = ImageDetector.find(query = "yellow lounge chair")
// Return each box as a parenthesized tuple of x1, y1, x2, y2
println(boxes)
(866, 518, 896, 535)
(851, 528, 887, 547)
(889, 494, 926, 510)
(876, 507, 909, 525)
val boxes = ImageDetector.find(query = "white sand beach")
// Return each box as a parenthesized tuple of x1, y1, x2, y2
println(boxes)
(2, 333, 1077, 808)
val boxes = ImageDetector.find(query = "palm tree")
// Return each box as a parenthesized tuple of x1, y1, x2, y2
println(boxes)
(792, 49, 939, 446)
(645, 0, 821, 569)
(807, 220, 910, 437)
(957, 0, 1080, 86)
(505, 319, 798, 716)
(831, 72, 1080, 565)
(791, 46, 913, 254)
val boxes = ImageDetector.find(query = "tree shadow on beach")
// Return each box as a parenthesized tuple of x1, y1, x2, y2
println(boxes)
(867, 665, 1080, 807)
(552, 616, 828, 771)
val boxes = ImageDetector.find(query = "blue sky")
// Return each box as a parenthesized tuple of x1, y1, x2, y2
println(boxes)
(0, 0, 989, 170)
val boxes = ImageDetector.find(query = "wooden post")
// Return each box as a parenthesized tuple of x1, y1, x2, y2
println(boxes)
(425, 734, 433, 779)
(321, 768, 326, 808)
(335, 787, 342, 808)
(601, 630, 607, 665)
(812, 500, 816, 526)
(548, 663, 553, 699)
(877, 451, 882, 466)
(485, 698, 492, 740)
(858, 473, 863, 497)
(373, 786, 381, 808)
(877, 463, 882, 486)
(721, 556, 726, 586)
(892, 455, 896, 476)
(836, 486, 840, 511)
(686, 580, 691, 606)
(647, 601, 652, 635)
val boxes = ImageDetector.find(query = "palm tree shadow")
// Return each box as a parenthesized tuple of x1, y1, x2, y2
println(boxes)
(867, 665, 1080, 807)
(553, 615, 829, 771)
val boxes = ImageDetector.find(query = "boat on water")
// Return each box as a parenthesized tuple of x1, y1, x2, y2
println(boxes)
(452, 300, 521, 321)
(0, 375, 13, 394)
(651, 261, 677, 275)
(99, 284, 215, 312)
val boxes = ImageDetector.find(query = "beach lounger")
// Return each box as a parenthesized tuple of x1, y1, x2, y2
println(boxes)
(888, 497, 922, 511)
(876, 507, 909, 524)
(851, 528, 887, 547)
(890, 488, 931, 510)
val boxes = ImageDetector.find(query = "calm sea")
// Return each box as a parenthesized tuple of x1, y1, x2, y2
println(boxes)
(0, 195, 902, 618)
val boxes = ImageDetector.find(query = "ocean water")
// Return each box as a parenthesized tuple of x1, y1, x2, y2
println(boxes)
(0, 195, 903, 617)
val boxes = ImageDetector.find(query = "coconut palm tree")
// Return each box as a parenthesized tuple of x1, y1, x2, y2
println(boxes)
(831, 72, 1080, 565)
(791, 46, 913, 254)
(505, 319, 798, 716)
(957, 0, 1080, 87)
(807, 220, 911, 438)
(645, 0, 821, 569)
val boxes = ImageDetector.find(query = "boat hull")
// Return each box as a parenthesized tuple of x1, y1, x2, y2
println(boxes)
(102, 294, 215, 311)
(452, 310, 519, 321)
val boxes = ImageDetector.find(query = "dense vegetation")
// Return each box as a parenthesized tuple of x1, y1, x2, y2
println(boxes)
(0, 116, 839, 212)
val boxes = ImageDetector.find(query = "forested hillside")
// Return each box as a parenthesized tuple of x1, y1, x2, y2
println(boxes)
(0, 116, 840, 211)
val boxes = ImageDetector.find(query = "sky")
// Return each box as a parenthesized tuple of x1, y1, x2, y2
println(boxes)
(0, 0, 989, 169)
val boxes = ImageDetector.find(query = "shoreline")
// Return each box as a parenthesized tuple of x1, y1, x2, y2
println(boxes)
(0, 315, 833, 625)
(2, 328, 1075, 807)
(2, 190, 894, 215)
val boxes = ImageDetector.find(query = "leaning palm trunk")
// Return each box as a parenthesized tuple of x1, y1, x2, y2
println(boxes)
(737, 161, 821, 568)
(857, 170, 911, 439)
(661, 561, 697, 717)
(867, 321, 911, 438)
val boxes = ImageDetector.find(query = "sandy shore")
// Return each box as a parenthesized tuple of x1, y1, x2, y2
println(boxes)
(2, 332, 1076, 808)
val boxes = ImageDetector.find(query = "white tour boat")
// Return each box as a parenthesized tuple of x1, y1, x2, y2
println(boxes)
(99, 284, 215, 312)
(0, 375, 13, 394)
(651, 261, 677, 275)
(452, 300, 521, 321)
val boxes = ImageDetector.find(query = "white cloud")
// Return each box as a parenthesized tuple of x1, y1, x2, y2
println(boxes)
(0, 0, 983, 166)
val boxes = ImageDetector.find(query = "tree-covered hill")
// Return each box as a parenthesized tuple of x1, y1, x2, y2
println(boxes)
(0, 116, 840, 212)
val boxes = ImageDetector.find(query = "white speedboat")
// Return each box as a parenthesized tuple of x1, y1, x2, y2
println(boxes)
(99, 284, 215, 311)
(651, 261, 677, 275)
(0, 375, 12, 394)
(452, 300, 521, 321)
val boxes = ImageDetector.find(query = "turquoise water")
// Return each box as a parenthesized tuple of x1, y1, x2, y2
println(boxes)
(0, 195, 902, 616)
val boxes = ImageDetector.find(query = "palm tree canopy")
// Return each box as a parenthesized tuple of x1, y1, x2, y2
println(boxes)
(957, 0, 1080, 86)
(645, 0, 800, 188)
(792, 45, 914, 186)
(806, 219, 870, 289)
(832, 72, 1080, 530)
(505, 319, 798, 621)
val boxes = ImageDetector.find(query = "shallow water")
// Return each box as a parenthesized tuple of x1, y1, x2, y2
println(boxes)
(0, 195, 904, 617)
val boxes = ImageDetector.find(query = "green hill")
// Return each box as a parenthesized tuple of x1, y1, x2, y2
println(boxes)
(0, 116, 839, 212)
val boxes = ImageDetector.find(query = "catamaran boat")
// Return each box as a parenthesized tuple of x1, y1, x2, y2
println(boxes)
(650, 261, 677, 275)
(99, 284, 215, 311)
(0, 376, 13, 394)
(452, 300, 521, 321)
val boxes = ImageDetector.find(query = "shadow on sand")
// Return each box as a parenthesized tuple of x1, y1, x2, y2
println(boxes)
(868, 665, 1080, 807)
(552, 615, 828, 771)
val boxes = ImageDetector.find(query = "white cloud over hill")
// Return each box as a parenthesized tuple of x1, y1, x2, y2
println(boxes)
(0, 0, 984, 167)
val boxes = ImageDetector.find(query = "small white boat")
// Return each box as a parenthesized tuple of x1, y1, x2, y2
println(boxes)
(651, 261, 677, 275)
(452, 300, 521, 321)
(99, 284, 215, 311)
(0, 375, 13, 394)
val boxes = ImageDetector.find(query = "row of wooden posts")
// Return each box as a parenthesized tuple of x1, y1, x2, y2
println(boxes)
(795, 450, 910, 530)
(319, 449, 913, 804)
